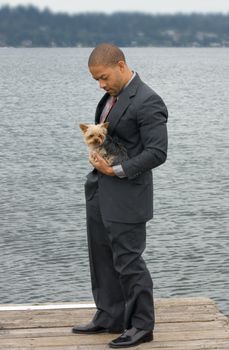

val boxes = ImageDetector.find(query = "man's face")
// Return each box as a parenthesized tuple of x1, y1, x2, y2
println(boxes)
(89, 62, 125, 97)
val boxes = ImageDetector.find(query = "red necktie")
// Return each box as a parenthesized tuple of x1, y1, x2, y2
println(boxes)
(100, 97, 117, 124)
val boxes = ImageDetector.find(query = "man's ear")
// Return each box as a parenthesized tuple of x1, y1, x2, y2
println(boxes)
(79, 124, 89, 133)
(102, 122, 109, 129)
(117, 60, 126, 72)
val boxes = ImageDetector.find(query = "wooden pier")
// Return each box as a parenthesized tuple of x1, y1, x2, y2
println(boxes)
(0, 297, 228, 349)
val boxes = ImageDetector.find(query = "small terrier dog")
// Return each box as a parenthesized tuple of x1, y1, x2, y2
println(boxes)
(79, 122, 129, 166)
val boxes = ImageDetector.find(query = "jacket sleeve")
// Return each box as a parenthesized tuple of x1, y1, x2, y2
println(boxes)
(121, 94, 168, 180)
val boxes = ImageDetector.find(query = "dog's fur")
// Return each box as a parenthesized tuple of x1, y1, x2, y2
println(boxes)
(79, 122, 129, 166)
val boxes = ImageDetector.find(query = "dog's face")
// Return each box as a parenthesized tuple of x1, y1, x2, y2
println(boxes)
(79, 122, 109, 147)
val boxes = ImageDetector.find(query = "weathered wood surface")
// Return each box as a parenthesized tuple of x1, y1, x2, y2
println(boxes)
(0, 297, 228, 349)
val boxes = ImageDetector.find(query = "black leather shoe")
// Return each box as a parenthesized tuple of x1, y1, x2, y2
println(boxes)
(72, 321, 123, 334)
(109, 326, 153, 348)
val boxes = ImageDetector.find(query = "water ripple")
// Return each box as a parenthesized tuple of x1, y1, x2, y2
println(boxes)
(0, 48, 228, 317)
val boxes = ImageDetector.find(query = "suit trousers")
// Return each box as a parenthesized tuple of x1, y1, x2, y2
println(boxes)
(85, 188, 155, 331)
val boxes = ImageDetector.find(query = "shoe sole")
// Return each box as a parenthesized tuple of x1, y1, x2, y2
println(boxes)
(109, 332, 153, 348)
(72, 329, 123, 335)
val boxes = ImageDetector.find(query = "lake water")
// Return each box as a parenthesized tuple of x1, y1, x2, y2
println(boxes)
(0, 48, 228, 317)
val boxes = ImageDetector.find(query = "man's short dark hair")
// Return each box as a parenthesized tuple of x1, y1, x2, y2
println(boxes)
(88, 43, 126, 67)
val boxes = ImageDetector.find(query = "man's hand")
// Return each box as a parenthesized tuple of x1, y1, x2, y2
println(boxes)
(89, 151, 115, 176)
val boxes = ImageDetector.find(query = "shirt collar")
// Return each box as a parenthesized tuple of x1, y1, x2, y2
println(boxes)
(123, 71, 136, 90)
(115, 71, 135, 100)
(106, 71, 136, 102)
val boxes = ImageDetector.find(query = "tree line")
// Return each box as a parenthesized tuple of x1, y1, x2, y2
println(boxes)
(0, 5, 229, 47)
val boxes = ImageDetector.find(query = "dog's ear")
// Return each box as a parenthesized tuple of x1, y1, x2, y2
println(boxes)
(79, 124, 89, 133)
(102, 122, 109, 129)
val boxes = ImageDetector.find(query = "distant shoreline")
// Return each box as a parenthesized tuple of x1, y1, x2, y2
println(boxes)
(1, 6, 229, 48)
(1, 46, 229, 49)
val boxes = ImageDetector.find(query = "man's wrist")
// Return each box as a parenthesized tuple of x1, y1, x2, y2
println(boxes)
(107, 166, 115, 176)
(112, 164, 126, 178)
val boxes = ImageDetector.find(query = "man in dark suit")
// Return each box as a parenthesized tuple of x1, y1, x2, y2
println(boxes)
(72, 44, 168, 348)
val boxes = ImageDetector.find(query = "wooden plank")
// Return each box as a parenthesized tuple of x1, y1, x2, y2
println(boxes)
(0, 341, 228, 350)
(2, 347, 228, 350)
(0, 309, 95, 319)
(153, 329, 229, 341)
(2, 318, 229, 338)
(0, 345, 80, 350)
(0, 312, 225, 330)
(0, 317, 90, 330)
(1, 338, 229, 350)
(0, 297, 228, 350)
(0, 337, 229, 350)
(2, 345, 229, 350)
(154, 297, 216, 306)
(0, 328, 228, 347)
(0, 303, 219, 317)
(0, 303, 95, 312)
(143, 339, 229, 349)
(155, 320, 228, 331)
(0, 303, 224, 329)
(78, 347, 108, 350)
(0, 301, 220, 326)
(0, 333, 111, 347)
(0, 297, 215, 310)
(154, 304, 218, 313)
(153, 313, 221, 323)
(0, 320, 227, 339)
(0, 312, 223, 330)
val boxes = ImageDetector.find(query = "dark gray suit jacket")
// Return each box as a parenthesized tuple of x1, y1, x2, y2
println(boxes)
(85, 73, 168, 223)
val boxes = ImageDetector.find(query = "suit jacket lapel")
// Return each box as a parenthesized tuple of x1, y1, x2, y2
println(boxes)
(107, 92, 131, 136)
(94, 73, 142, 132)
(108, 73, 141, 136)
(94, 93, 109, 124)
